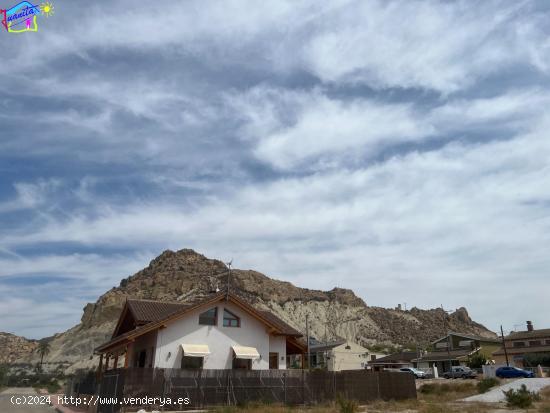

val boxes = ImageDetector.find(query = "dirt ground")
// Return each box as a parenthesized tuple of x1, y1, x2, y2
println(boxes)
(0, 387, 54, 413)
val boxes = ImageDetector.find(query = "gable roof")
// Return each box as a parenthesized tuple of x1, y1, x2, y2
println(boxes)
(505, 328, 550, 341)
(95, 292, 302, 354)
(368, 351, 417, 364)
(431, 332, 500, 345)
(493, 344, 550, 356)
(413, 348, 479, 362)
(127, 299, 188, 324)
(310, 339, 347, 353)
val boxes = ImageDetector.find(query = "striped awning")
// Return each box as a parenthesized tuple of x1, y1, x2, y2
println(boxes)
(232, 345, 260, 360)
(181, 344, 210, 357)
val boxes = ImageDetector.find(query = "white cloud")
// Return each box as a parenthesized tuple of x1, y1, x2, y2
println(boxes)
(0, 179, 62, 213)
(244, 89, 433, 169)
(2, 115, 550, 333)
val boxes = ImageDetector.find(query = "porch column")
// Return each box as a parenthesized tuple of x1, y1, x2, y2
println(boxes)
(105, 354, 110, 371)
(97, 354, 103, 380)
(125, 342, 133, 369)
(113, 354, 119, 370)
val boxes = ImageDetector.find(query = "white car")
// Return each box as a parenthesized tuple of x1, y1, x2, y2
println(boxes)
(399, 367, 427, 378)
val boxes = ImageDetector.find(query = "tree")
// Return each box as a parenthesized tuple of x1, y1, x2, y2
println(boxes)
(37, 341, 51, 371)
(523, 353, 550, 367)
(467, 352, 487, 369)
(0, 364, 8, 386)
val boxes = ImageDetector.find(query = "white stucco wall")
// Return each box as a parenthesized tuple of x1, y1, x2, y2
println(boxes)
(328, 341, 369, 371)
(154, 301, 286, 370)
(269, 335, 287, 370)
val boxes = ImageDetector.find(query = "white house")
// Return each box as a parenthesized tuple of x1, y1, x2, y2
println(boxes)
(310, 340, 373, 371)
(95, 292, 306, 371)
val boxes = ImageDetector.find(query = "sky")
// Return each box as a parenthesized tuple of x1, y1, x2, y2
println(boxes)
(0, 0, 549, 339)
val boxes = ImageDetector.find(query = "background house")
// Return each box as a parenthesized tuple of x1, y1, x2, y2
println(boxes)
(414, 332, 500, 373)
(493, 321, 550, 368)
(309, 340, 372, 371)
(95, 292, 305, 371)
(368, 351, 418, 371)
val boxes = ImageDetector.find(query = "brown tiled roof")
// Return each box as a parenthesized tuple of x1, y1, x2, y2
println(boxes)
(505, 329, 550, 341)
(493, 345, 550, 356)
(127, 299, 188, 324)
(95, 292, 303, 353)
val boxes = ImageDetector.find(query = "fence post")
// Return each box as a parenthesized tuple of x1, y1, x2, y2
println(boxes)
(283, 372, 287, 405)
(333, 371, 336, 400)
(301, 369, 305, 405)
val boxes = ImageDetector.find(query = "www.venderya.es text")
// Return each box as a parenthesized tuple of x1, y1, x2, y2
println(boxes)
(11, 395, 191, 407)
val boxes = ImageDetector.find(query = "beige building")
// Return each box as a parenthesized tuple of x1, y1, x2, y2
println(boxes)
(310, 340, 375, 371)
(414, 332, 500, 373)
(493, 321, 550, 368)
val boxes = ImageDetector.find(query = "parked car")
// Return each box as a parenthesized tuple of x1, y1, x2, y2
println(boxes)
(399, 367, 427, 379)
(443, 366, 477, 379)
(495, 366, 535, 378)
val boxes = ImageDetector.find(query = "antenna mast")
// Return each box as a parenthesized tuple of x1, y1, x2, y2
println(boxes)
(226, 259, 233, 300)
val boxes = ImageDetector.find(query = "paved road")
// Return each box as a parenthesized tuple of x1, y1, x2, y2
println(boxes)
(463, 378, 550, 403)
(0, 388, 54, 413)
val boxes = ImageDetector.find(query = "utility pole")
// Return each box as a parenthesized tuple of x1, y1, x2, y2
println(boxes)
(225, 260, 232, 300)
(500, 325, 510, 367)
(306, 314, 310, 371)
(324, 323, 328, 370)
(441, 306, 453, 375)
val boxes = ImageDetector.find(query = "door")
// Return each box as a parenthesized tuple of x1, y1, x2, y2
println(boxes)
(269, 352, 279, 369)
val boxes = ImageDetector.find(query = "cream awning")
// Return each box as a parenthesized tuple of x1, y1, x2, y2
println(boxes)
(181, 344, 210, 357)
(232, 345, 260, 360)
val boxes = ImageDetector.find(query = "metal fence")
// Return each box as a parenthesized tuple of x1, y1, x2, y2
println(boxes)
(92, 368, 416, 412)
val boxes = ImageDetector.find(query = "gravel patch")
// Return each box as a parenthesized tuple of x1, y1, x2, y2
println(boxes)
(462, 378, 550, 403)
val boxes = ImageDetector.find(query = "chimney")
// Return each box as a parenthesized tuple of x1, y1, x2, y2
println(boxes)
(527, 321, 534, 332)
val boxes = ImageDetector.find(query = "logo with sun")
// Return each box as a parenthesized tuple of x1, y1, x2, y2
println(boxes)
(1, 0, 55, 33)
(39, 1, 53, 17)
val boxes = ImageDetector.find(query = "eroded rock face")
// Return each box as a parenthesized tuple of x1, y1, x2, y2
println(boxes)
(8, 248, 497, 372)
(0, 332, 38, 364)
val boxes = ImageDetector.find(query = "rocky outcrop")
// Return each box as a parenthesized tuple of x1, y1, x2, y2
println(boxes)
(8, 248, 496, 372)
(0, 332, 38, 364)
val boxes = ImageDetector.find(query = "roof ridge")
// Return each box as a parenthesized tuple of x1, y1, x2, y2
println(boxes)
(127, 298, 187, 305)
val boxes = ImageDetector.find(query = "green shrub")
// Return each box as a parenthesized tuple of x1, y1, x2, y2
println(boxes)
(467, 353, 487, 369)
(46, 381, 61, 394)
(477, 377, 499, 394)
(0, 365, 8, 386)
(336, 395, 359, 413)
(503, 384, 540, 408)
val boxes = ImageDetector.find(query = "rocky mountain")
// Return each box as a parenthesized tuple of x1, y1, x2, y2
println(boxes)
(0, 332, 38, 364)
(7, 249, 496, 372)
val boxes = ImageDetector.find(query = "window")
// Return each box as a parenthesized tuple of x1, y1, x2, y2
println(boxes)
(513, 341, 526, 348)
(181, 356, 203, 369)
(137, 350, 146, 367)
(223, 309, 240, 327)
(269, 352, 279, 369)
(232, 358, 251, 370)
(199, 307, 217, 325)
(529, 340, 542, 347)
